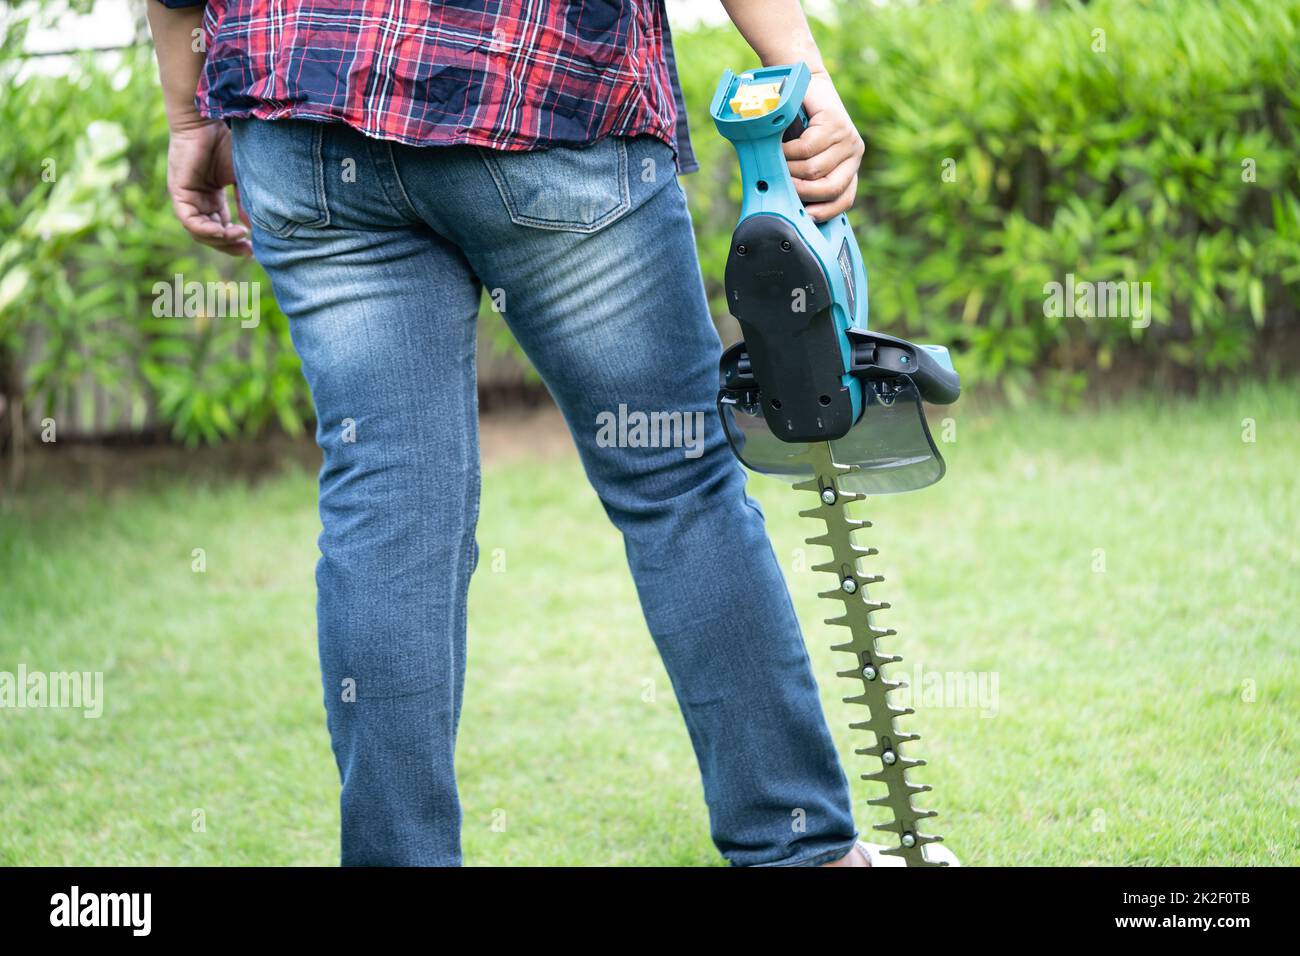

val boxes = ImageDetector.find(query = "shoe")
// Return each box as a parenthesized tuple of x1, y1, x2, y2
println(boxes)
(854, 840, 961, 867)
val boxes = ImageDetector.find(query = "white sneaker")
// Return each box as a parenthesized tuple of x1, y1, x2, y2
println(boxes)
(856, 840, 961, 867)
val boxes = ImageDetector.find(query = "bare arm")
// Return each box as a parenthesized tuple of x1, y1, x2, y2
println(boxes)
(147, 3, 208, 132)
(147, 2, 251, 256)
(719, 0, 864, 221)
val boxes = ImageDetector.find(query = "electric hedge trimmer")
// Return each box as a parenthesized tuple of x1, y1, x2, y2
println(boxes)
(712, 64, 961, 866)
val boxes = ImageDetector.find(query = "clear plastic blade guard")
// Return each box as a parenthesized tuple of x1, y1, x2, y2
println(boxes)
(719, 379, 945, 495)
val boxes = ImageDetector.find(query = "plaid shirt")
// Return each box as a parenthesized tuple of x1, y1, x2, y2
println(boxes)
(156, 0, 696, 171)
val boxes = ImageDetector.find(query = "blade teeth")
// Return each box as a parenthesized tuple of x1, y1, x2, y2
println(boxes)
(812, 560, 863, 575)
(820, 588, 885, 602)
(803, 516, 870, 529)
(791, 476, 827, 493)
(836, 672, 913, 693)
(848, 717, 904, 732)
(826, 621, 895, 635)
(829, 639, 872, 654)
(806, 546, 879, 559)
(854, 732, 919, 750)
(799, 445, 944, 866)
(882, 849, 946, 867)
(851, 752, 925, 773)
(845, 693, 915, 712)
(870, 811, 939, 829)
(810, 552, 876, 572)
(884, 829, 942, 842)
(865, 782, 931, 805)
(804, 531, 871, 549)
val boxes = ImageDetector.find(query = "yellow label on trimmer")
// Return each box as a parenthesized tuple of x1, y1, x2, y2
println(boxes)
(729, 81, 783, 118)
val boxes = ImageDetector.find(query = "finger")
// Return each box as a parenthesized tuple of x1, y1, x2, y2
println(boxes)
(208, 237, 254, 258)
(174, 197, 249, 244)
(792, 155, 858, 204)
(781, 122, 836, 163)
(191, 224, 253, 257)
(804, 174, 858, 223)
(172, 183, 230, 217)
(785, 133, 861, 183)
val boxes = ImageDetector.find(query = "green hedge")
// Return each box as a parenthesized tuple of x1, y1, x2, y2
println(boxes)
(0, 38, 308, 446)
(2, 0, 1297, 447)
(678, 0, 1300, 402)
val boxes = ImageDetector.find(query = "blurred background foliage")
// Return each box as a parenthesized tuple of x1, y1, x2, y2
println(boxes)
(0, 0, 1297, 449)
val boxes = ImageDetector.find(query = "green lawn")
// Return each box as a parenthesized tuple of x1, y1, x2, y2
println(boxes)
(1, 384, 1297, 866)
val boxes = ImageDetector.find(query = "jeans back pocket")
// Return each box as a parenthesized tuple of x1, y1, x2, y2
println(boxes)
(231, 118, 331, 238)
(478, 137, 631, 234)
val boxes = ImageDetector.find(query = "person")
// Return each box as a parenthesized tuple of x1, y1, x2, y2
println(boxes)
(147, 0, 922, 868)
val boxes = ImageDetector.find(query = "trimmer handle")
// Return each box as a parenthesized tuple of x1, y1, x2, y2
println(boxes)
(847, 330, 962, 406)
(782, 109, 809, 143)
(710, 63, 817, 224)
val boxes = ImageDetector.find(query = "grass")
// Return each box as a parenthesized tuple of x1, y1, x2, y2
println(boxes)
(1, 383, 1297, 866)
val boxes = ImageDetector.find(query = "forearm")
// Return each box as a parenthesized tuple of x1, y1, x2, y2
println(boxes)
(146, 3, 209, 131)
(719, 0, 825, 72)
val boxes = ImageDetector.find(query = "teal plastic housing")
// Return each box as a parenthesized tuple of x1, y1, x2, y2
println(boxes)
(710, 63, 870, 423)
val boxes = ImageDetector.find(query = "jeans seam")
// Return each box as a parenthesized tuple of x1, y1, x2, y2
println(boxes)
(450, 308, 480, 736)
(310, 123, 331, 229)
(379, 139, 422, 221)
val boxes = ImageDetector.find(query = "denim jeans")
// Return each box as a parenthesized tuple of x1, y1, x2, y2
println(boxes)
(230, 118, 856, 866)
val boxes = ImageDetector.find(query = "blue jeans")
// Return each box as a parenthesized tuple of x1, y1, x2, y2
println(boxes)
(230, 118, 856, 866)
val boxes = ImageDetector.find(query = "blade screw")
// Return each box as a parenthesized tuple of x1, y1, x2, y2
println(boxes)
(862, 664, 877, 680)
(901, 833, 917, 848)
(820, 488, 837, 505)
(881, 750, 897, 765)
(841, 577, 858, 594)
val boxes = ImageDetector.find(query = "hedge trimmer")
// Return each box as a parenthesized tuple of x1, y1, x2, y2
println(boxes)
(712, 64, 961, 866)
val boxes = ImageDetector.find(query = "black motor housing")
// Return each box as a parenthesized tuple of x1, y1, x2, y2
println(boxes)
(723, 214, 855, 442)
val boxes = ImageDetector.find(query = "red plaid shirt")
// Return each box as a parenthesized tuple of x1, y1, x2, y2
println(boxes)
(157, 0, 695, 170)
